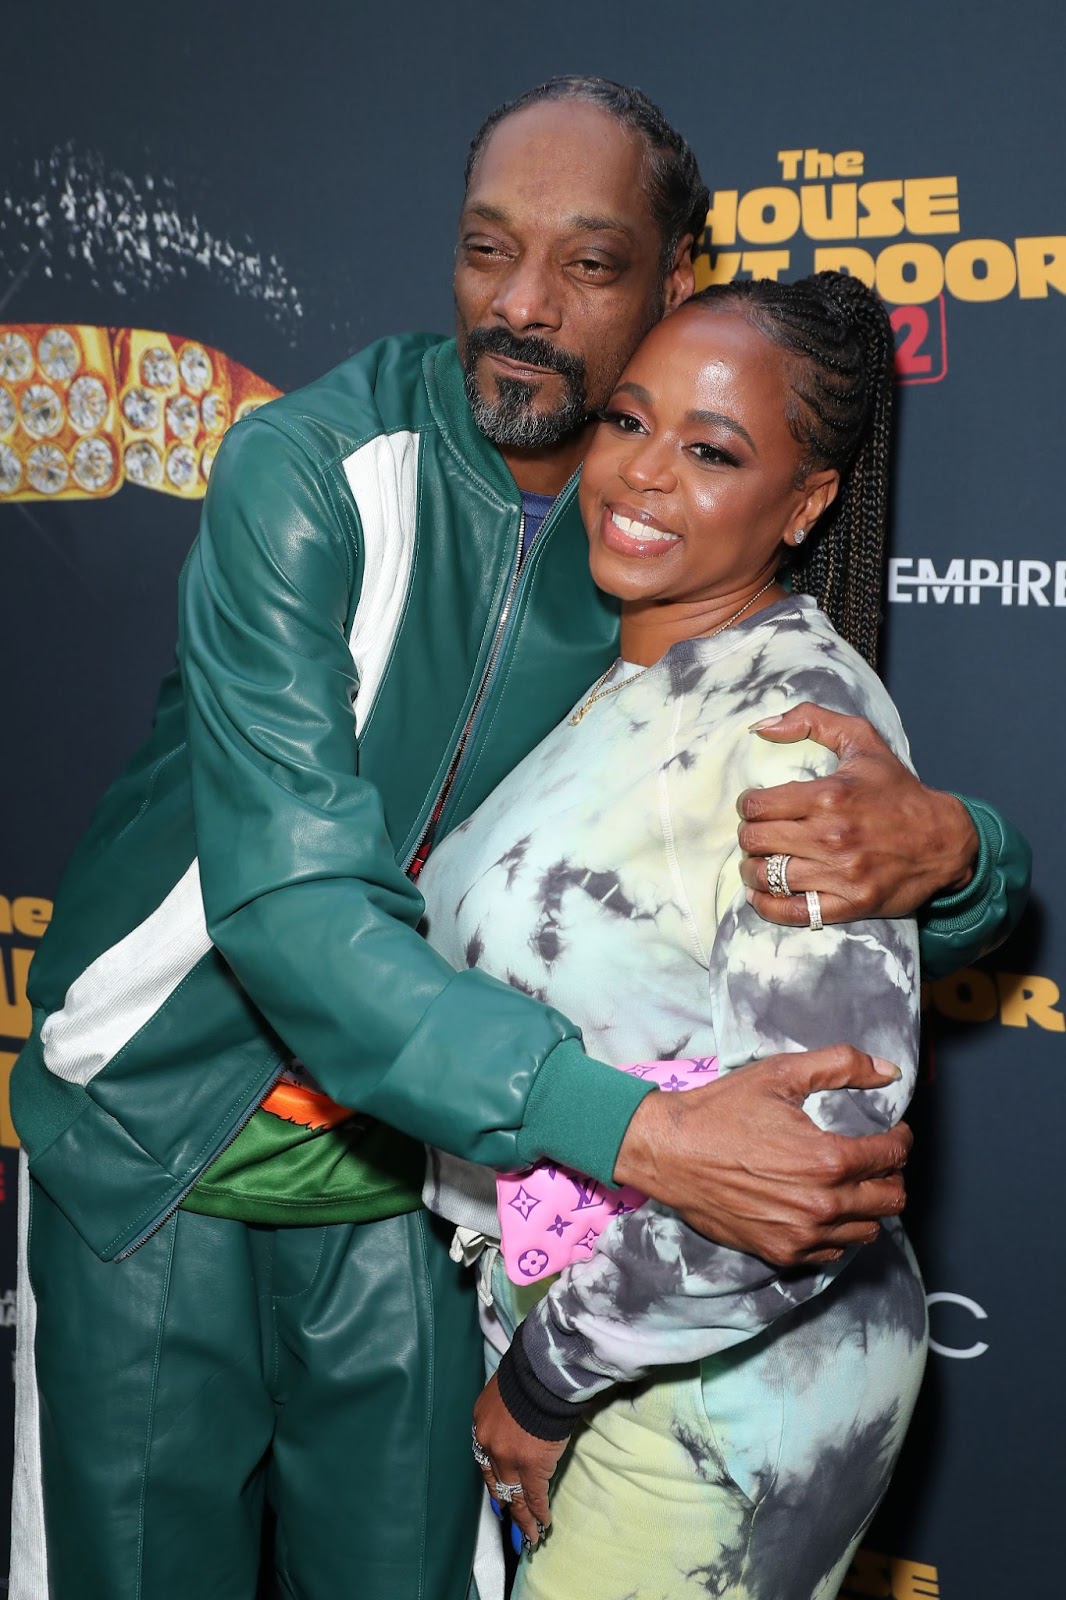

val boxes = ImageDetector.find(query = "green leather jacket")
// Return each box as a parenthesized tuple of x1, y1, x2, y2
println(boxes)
(13, 335, 1030, 1262)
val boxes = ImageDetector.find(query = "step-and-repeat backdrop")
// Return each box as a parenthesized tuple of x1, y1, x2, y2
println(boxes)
(2, 5, 1062, 1593)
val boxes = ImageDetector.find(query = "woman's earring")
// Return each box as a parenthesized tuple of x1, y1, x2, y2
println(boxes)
(793, 528, 806, 544)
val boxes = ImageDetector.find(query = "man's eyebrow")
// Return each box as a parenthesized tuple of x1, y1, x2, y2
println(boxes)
(463, 203, 511, 225)
(565, 213, 635, 239)
(685, 408, 757, 453)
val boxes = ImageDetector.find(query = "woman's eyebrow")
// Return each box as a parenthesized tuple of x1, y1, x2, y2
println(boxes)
(685, 408, 757, 453)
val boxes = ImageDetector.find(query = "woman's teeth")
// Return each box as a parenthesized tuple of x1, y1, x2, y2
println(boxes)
(610, 511, 680, 544)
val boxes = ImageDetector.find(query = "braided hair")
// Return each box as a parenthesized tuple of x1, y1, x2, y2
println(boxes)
(687, 271, 895, 667)
(465, 77, 709, 277)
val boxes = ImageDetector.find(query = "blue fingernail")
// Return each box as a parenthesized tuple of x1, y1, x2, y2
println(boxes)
(490, 1496, 502, 1520)
(510, 1521, 524, 1555)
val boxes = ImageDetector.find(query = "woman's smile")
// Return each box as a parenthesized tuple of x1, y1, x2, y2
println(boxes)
(601, 502, 683, 556)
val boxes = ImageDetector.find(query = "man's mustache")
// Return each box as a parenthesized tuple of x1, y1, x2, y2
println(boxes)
(464, 326, 586, 385)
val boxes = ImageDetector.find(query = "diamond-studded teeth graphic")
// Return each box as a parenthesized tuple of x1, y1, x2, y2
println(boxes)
(0, 324, 281, 503)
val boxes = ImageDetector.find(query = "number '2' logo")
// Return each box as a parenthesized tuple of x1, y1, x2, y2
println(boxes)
(890, 297, 948, 385)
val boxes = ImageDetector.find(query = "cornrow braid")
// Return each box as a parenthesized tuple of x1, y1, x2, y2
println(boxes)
(465, 77, 709, 276)
(686, 271, 896, 667)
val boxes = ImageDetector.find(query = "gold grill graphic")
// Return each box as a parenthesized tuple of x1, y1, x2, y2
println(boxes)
(0, 324, 281, 503)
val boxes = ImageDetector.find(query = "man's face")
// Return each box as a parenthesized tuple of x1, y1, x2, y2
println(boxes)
(455, 100, 687, 452)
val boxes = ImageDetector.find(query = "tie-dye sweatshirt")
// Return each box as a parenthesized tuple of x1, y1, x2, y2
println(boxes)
(417, 594, 920, 1414)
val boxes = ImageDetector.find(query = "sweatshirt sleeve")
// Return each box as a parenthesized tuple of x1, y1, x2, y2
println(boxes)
(502, 670, 919, 1428)
(917, 797, 1032, 978)
(178, 417, 652, 1180)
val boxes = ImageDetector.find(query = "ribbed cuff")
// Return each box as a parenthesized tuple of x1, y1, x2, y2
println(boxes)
(496, 1327, 586, 1442)
(921, 793, 991, 928)
(514, 1038, 657, 1188)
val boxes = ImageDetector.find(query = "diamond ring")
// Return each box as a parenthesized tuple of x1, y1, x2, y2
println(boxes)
(766, 853, 793, 898)
(805, 890, 824, 931)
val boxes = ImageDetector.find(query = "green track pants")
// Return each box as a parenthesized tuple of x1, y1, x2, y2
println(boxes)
(14, 1162, 483, 1600)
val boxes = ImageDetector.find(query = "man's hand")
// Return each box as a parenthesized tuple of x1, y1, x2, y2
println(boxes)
(736, 702, 978, 925)
(472, 1374, 567, 1548)
(613, 1045, 910, 1265)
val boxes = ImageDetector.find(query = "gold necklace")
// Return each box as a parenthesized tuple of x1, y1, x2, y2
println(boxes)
(567, 577, 779, 726)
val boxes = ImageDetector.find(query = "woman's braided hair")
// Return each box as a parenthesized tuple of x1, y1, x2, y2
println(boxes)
(688, 271, 895, 667)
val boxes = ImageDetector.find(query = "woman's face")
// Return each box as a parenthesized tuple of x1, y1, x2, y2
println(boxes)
(578, 305, 838, 610)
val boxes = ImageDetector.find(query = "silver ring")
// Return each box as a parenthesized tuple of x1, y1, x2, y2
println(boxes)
(805, 890, 823, 931)
(766, 853, 793, 898)
(494, 1479, 524, 1503)
(471, 1424, 492, 1472)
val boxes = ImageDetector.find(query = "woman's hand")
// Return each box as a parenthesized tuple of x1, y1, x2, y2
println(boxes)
(472, 1373, 569, 1548)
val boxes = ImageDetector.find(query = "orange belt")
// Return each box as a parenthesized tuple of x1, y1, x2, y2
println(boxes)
(260, 1080, 358, 1132)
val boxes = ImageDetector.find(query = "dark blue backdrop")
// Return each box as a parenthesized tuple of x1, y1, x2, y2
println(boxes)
(2, 5, 1062, 1593)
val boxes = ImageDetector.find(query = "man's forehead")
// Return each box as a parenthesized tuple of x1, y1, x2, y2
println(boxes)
(464, 100, 655, 234)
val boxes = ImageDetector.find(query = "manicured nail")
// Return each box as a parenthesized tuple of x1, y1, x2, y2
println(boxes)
(490, 1496, 502, 1519)
(749, 715, 784, 730)
(873, 1057, 902, 1079)
(511, 1521, 524, 1555)
(745, 888, 755, 905)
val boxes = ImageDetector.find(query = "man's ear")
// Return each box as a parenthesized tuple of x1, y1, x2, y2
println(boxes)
(784, 470, 841, 546)
(663, 235, 696, 313)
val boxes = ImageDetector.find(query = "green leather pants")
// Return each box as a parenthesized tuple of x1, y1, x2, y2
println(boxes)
(21, 1179, 482, 1599)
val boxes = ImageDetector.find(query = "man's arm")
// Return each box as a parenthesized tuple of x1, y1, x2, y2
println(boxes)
(736, 703, 1031, 976)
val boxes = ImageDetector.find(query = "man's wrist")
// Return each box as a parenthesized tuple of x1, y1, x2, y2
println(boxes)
(929, 789, 979, 896)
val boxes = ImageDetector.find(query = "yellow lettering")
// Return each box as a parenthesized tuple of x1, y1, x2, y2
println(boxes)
(801, 183, 859, 241)
(0, 1053, 18, 1148)
(904, 176, 960, 235)
(813, 246, 877, 286)
(804, 147, 835, 181)
(891, 1556, 940, 1599)
(777, 150, 803, 182)
(693, 252, 742, 290)
(945, 238, 1016, 301)
(1015, 235, 1066, 297)
(13, 898, 52, 939)
(835, 150, 865, 176)
(703, 190, 739, 248)
(857, 180, 906, 239)
(930, 967, 998, 1024)
(876, 243, 945, 305)
(0, 897, 11, 936)
(737, 186, 802, 245)
(996, 973, 1066, 1031)
(741, 250, 791, 281)
(0, 947, 33, 1040)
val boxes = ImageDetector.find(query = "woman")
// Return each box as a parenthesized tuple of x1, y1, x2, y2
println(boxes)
(419, 272, 927, 1600)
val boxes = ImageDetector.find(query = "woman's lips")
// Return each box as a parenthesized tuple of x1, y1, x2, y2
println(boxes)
(600, 504, 682, 558)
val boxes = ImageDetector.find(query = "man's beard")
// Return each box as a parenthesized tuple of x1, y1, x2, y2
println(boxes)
(461, 327, 589, 449)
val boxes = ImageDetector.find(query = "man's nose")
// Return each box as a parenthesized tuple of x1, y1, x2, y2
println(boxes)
(619, 437, 677, 493)
(490, 256, 562, 332)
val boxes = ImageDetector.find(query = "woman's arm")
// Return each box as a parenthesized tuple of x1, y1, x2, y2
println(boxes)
(494, 674, 920, 1436)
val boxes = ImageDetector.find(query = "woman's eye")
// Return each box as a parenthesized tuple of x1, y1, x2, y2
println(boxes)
(598, 408, 644, 433)
(691, 443, 738, 466)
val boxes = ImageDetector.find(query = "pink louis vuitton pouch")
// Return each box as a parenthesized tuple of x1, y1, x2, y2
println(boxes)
(496, 1057, 719, 1284)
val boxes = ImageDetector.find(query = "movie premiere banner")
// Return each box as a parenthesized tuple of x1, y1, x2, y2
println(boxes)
(1, 5, 1062, 1593)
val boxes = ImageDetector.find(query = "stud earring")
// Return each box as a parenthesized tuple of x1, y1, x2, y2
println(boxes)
(793, 528, 807, 544)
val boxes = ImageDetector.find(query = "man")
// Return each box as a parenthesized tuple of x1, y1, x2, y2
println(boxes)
(12, 78, 1028, 1600)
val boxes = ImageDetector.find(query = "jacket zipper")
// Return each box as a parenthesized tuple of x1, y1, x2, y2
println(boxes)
(113, 1060, 286, 1259)
(406, 470, 581, 876)
(406, 511, 526, 877)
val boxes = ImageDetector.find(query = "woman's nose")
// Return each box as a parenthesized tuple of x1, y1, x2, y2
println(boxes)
(619, 438, 676, 493)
